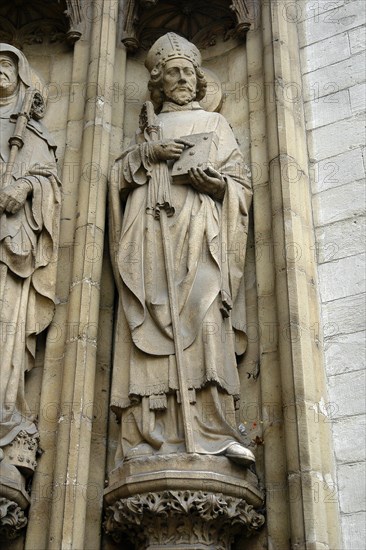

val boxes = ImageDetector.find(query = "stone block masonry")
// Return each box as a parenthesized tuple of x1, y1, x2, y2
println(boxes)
(298, 1, 366, 548)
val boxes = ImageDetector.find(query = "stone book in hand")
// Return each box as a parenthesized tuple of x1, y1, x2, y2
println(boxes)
(171, 131, 219, 184)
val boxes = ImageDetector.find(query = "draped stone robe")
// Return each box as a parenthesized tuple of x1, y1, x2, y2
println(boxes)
(0, 98, 61, 448)
(109, 102, 252, 461)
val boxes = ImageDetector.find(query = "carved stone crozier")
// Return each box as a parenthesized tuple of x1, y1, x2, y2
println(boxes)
(0, 43, 61, 537)
(105, 33, 264, 547)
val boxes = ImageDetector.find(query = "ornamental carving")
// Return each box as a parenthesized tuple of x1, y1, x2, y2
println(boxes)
(0, 498, 27, 539)
(120, 0, 253, 51)
(104, 490, 265, 549)
(64, 0, 86, 44)
(2, 431, 40, 476)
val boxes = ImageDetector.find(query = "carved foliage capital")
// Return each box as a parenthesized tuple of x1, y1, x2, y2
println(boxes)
(105, 490, 265, 549)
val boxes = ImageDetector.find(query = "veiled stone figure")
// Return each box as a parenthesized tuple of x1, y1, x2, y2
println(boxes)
(0, 44, 61, 454)
(109, 33, 254, 466)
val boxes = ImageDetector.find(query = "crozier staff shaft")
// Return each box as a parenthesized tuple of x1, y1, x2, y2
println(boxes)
(139, 101, 195, 454)
(2, 88, 38, 190)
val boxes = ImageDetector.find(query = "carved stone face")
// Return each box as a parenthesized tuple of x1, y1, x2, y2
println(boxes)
(0, 54, 18, 98)
(162, 58, 197, 105)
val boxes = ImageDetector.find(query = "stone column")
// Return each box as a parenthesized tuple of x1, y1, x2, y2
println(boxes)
(246, 4, 291, 547)
(40, 1, 118, 548)
(24, 29, 91, 550)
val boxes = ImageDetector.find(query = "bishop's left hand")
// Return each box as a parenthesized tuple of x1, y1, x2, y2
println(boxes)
(0, 179, 32, 215)
(188, 166, 226, 201)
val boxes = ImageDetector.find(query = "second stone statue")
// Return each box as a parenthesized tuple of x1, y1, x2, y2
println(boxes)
(109, 32, 254, 467)
(0, 42, 61, 537)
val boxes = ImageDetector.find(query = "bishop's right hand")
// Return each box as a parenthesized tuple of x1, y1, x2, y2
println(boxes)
(0, 179, 32, 215)
(149, 138, 194, 161)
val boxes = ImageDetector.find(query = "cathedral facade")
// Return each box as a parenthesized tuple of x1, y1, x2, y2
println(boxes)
(0, 1, 364, 549)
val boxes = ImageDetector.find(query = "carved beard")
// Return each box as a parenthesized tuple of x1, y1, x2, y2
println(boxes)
(164, 84, 196, 105)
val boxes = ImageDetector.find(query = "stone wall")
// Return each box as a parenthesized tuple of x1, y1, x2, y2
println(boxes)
(298, 1, 366, 548)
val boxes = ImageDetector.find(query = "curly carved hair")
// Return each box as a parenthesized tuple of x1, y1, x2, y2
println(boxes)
(148, 62, 207, 111)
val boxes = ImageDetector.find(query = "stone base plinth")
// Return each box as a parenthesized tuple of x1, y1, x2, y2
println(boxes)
(104, 454, 265, 549)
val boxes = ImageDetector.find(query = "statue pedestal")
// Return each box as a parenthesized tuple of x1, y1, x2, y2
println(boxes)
(104, 454, 265, 549)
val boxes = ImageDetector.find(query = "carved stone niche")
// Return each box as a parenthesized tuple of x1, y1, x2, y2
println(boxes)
(104, 454, 265, 549)
(0, 0, 84, 49)
(120, 0, 254, 52)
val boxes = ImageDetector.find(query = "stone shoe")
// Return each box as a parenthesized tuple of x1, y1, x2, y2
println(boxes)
(225, 443, 255, 467)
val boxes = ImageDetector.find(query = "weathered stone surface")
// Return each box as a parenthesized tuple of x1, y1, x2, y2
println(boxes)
(302, 52, 366, 102)
(312, 180, 365, 226)
(308, 113, 365, 161)
(341, 511, 366, 550)
(327, 370, 366, 419)
(322, 293, 365, 337)
(332, 414, 366, 464)
(318, 253, 366, 302)
(106, 454, 263, 505)
(324, 331, 366, 376)
(337, 462, 366, 514)
(299, 0, 345, 23)
(316, 217, 366, 262)
(300, 32, 350, 74)
(348, 25, 366, 55)
(310, 147, 365, 194)
(304, 89, 351, 130)
(45, 94, 70, 132)
(349, 81, 366, 113)
(49, 51, 73, 88)
(298, 1, 366, 47)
